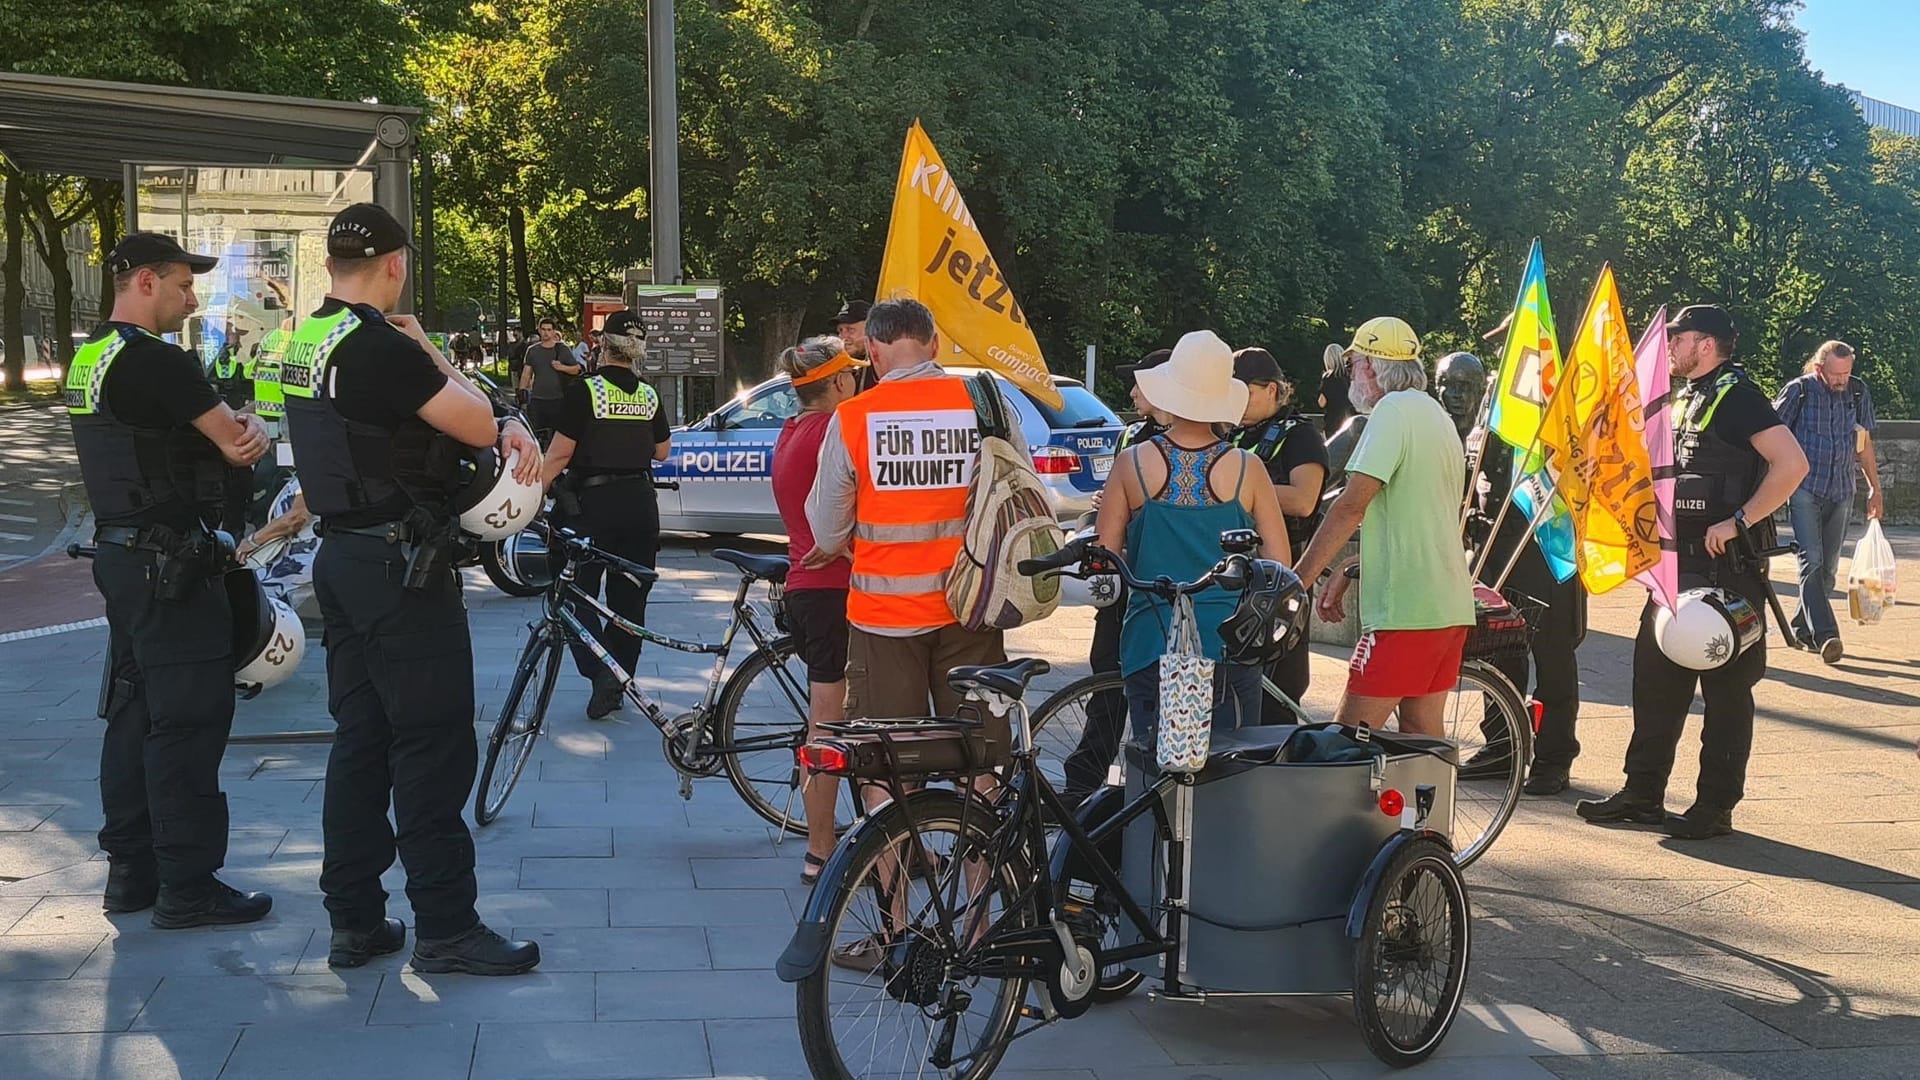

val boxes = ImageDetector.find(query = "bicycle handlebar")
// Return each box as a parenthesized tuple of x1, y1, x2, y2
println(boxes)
(1018, 536, 1252, 598)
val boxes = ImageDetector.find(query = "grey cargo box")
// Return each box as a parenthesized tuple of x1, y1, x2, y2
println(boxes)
(1120, 724, 1457, 994)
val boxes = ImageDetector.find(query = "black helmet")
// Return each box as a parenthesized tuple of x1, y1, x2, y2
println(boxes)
(1218, 559, 1306, 664)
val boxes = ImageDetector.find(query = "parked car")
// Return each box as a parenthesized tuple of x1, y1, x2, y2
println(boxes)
(653, 369, 1123, 535)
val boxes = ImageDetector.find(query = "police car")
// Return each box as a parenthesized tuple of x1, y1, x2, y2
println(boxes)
(655, 369, 1123, 535)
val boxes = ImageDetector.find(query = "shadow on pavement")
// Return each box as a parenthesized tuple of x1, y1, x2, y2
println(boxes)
(1658, 833, 1920, 911)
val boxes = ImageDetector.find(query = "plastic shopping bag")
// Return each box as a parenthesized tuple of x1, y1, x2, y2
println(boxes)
(1847, 519, 1897, 625)
(1156, 594, 1214, 773)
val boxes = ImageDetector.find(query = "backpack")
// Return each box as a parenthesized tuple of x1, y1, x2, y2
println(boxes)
(945, 373, 1066, 630)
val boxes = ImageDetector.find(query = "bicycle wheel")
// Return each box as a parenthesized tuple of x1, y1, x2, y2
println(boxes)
(1439, 659, 1529, 868)
(1026, 671, 1127, 803)
(714, 638, 853, 836)
(474, 630, 562, 826)
(796, 790, 1031, 1080)
(1350, 835, 1471, 1067)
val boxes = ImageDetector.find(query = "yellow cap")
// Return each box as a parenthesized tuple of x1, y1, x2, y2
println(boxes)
(1346, 316, 1422, 363)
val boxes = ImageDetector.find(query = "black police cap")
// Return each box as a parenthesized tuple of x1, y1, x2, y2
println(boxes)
(327, 202, 413, 259)
(1667, 304, 1737, 344)
(602, 310, 646, 339)
(1120, 348, 1173, 375)
(105, 232, 217, 276)
(830, 299, 872, 326)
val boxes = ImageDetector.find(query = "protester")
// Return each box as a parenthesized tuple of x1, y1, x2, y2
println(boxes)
(1774, 340, 1883, 663)
(1293, 317, 1475, 737)
(828, 299, 871, 360)
(1578, 305, 1807, 840)
(1061, 347, 1171, 803)
(805, 298, 1014, 970)
(1228, 347, 1327, 716)
(1096, 330, 1291, 745)
(771, 335, 863, 883)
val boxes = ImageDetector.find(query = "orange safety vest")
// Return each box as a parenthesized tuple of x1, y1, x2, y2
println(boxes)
(837, 375, 979, 630)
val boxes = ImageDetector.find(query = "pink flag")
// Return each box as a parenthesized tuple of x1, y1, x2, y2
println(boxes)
(1632, 308, 1677, 609)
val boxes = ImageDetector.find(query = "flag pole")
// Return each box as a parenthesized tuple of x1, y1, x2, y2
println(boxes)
(1456, 375, 1500, 542)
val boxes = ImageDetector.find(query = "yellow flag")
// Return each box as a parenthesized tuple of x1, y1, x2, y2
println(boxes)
(1541, 265, 1657, 594)
(876, 121, 1061, 408)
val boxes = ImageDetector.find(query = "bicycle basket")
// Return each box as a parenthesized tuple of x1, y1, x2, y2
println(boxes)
(1464, 585, 1545, 660)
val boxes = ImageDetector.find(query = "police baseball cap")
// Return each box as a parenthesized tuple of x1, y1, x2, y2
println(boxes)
(1667, 304, 1736, 344)
(327, 202, 413, 259)
(105, 232, 217, 276)
(1119, 348, 1174, 375)
(830, 299, 872, 326)
(602, 310, 646, 339)
(1232, 347, 1287, 385)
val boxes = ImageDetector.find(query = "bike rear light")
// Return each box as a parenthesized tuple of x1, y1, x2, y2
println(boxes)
(1030, 447, 1080, 475)
(1528, 699, 1546, 733)
(797, 743, 849, 775)
(1378, 789, 1405, 817)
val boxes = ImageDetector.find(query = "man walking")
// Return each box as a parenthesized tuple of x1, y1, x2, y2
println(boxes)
(1774, 340, 1882, 663)
(518, 318, 582, 442)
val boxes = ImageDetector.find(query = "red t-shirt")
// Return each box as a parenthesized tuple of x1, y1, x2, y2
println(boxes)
(772, 411, 851, 591)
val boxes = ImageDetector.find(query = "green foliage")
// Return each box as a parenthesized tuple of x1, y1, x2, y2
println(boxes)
(5, 0, 1920, 411)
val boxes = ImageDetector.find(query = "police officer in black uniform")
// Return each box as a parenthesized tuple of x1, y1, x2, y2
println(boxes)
(1471, 424, 1588, 794)
(283, 203, 543, 973)
(1228, 347, 1328, 717)
(540, 309, 673, 719)
(1060, 348, 1171, 803)
(1577, 306, 1808, 839)
(68, 233, 275, 926)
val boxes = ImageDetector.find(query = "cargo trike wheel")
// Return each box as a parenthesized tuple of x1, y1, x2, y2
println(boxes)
(1350, 836, 1470, 1067)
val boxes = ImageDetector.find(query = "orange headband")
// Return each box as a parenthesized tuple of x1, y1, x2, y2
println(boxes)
(791, 351, 859, 387)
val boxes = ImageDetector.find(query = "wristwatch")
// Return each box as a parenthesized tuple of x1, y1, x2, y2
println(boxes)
(1732, 508, 1748, 527)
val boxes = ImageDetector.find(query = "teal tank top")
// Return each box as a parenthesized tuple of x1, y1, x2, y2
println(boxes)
(1118, 436, 1257, 677)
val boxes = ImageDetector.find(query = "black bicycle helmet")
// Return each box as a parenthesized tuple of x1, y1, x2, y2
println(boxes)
(1218, 558, 1306, 664)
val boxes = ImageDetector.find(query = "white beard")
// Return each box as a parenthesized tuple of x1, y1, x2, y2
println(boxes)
(1351, 381, 1382, 415)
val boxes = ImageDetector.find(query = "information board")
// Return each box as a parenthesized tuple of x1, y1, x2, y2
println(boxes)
(626, 284, 724, 376)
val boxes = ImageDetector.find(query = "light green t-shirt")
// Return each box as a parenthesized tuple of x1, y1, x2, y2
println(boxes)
(1345, 389, 1476, 632)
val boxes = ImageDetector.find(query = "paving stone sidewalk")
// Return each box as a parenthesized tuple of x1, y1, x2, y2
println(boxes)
(1, 531, 1917, 1080)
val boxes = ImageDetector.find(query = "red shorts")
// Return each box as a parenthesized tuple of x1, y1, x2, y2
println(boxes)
(1346, 626, 1469, 698)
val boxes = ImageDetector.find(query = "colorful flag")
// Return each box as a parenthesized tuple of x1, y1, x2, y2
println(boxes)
(1508, 449, 1579, 583)
(1488, 240, 1562, 451)
(876, 121, 1061, 408)
(1632, 309, 1678, 609)
(1540, 265, 1658, 594)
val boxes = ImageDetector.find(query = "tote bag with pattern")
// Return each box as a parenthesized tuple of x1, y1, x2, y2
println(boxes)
(1156, 593, 1215, 772)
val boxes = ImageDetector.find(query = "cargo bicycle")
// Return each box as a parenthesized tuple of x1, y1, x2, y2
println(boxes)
(777, 532, 1471, 1078)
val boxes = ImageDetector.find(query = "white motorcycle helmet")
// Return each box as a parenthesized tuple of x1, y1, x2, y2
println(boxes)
(1652, 588, 1763, 671)
(1056, 526, 1120, 608)
(453, 421, 543, 541)
(226, 569, 306, 695)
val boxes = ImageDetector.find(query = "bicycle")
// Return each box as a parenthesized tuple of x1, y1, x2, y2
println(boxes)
(474, 519, 848, 834)
(1029, 591, 1536, 868)
(778, 536, 1470, 1078)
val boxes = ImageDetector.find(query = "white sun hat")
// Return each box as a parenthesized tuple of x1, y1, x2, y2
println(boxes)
(1133, 330, 1248, 426)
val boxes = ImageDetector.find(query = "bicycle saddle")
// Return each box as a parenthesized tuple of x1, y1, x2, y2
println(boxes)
(712, 549, 790, 583)
(947, 657, 1051, 698)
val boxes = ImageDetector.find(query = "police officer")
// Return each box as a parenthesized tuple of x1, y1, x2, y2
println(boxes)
(282, 202, 543, 972)
(1577, 306, 1807, 839)
(68, 232, 274, 926)
(1228, 347, 1328, 717)
(1060, 348, 1171, 803)
(1471, 423, 1588, 795)
(539, 309, 672, 719)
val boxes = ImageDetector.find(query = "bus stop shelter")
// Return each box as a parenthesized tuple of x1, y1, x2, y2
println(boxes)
(0, 72, 424, 333)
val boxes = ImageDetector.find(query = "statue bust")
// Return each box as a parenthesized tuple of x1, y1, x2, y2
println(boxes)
(1434, 351, 1488, 442)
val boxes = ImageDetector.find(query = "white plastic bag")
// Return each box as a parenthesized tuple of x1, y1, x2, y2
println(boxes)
(1847, 519, 1897, 625)
(1156, 594, 1214, 773)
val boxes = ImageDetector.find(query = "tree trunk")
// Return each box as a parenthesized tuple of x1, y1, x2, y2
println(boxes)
(2, 179, 25, 392)
(91, 179, 122, 322)
(508, 202, 535, 331)
(752, 306, 805, 386)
